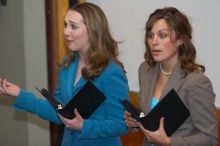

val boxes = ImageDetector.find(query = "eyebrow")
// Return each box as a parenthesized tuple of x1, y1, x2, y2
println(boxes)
(158, 29, 169, 32)
(149, 29, 169, 34)
(69, 20, 78, 24)
(64, 20, 79, 25)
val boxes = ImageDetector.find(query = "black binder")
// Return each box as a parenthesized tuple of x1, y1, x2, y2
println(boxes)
(36, 81, 106, 119)
(120, 89, 190, 136)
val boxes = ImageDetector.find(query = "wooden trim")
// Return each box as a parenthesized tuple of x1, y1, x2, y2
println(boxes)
(45, 0, 59, 146)
(78, 0, 85, 3)
(45, 1, 69, 146)
(56, 0, 69, 63)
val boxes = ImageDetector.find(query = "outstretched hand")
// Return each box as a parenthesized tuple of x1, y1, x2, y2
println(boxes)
(139, 117, 171, 146)
(58, 108, 84, 131)
(0, 78, 20, 97)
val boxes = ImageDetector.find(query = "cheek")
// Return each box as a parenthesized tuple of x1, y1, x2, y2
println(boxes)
(163, 42, 178, 55)
(73, 31, 90, 51)
(71, 31, 82, 39)
(147, 40, 153, 48)
(76, 30, 89, 41)
(82, 31, 90, 44)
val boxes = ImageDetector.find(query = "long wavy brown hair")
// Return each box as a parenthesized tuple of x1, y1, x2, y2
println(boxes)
(144, 7, 205, 77)
(61, 2, 123, 79)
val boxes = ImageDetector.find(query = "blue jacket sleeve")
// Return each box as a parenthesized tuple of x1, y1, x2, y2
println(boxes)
(13, 66, 68, 124)
(13, 89, 62, 124)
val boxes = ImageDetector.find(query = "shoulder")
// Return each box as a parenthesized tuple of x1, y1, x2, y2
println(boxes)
(94, 61, 129, 93)
(95, 61, 128, 85)
(138, 61, 151, 75)
(138, 61, 149, 70)
(184, 70, 213, 89)
(101, 61, 125, 76)
(182, 70, 215, 101)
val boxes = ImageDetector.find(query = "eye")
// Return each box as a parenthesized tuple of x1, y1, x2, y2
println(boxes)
(158, 33, 168, 39)
(147, 33, 154, 39)
(70, 24, 78, 30)
(64, 21, 67, 28)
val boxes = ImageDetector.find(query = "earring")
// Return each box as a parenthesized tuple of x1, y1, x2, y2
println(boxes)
(177, 40, 182, 46)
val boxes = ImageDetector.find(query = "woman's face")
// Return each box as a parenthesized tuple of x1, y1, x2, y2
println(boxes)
(147, 19, 180, 64)
(64, 10, 90, 53)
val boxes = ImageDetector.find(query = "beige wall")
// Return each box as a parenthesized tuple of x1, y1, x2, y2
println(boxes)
(0, 0, 49, 146)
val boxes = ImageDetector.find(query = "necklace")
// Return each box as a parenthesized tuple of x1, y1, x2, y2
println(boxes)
(159, 63, 172, 75)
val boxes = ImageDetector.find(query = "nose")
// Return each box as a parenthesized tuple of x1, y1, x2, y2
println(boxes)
(151, 36, 159, 46)
(64, 25, 70, 37)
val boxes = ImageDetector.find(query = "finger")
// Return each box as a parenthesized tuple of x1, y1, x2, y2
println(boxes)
(124, 112, 137, 123)
(124, 111, 131, 118)
(58, 114, 68, 123)
(1, 78, 7, 93)
(74, 108, 82, 119)
(0, 78, 6, 92)
(124, 115, 136, 121)
(146, 135, 151, 142)
(58, 114, 65, 121)
(139, 122, 144, 130)
(139, 122, 150, 134)
(58, 114, 71, 127)
(5, 80, 14, 86)
(125, 110, 131, 116)
(125, 120, 138, 127)
(159, 117, 165, 130)
(138, 123, 152, 141)
(0, 78, 4, 90)
(124, 115, 139, 127)
(0, 78, 3, 93)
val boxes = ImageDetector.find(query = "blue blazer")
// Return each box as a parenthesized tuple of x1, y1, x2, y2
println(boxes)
(14, 55, 129, 146)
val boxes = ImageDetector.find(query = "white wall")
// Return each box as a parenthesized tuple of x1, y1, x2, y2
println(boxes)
(23, 0, 50, 146)
(0, 0, 49, 145)
(88, 0, 220, 108)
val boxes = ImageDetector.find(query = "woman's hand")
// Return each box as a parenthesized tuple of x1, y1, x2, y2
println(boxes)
(58, 108, 84, 131)
(124, 110, 139, 128)
(139, 117, 171, 146)
(0, 78, 20, 97)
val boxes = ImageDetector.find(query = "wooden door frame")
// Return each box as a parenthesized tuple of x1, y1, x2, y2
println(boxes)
(45, 1, 65, 145)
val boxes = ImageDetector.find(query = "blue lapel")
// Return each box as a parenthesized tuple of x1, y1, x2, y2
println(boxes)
(66, 54, 87, 102)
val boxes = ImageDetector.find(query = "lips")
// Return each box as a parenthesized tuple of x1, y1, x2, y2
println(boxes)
(65, 39, 73, 42)
(65, 39, 74, 45)
(151, 49, 161, 56)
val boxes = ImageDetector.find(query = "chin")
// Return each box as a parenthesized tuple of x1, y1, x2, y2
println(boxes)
(69, 48, 76, 51)
(68, 46, 78, 51)
(152, 58, 162, 63)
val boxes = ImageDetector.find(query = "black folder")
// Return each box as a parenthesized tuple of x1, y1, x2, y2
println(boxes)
(36, 81, 106, 119)
(120, 89, 190, 136)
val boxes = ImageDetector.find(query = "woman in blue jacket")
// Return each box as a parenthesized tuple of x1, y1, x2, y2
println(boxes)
(0, 2, 129, 146)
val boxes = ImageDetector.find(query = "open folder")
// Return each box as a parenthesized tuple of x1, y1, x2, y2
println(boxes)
(121, 89, 190, 136)
(36, 81, 106, 119)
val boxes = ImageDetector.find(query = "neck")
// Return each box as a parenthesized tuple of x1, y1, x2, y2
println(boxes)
(78, 58, 86, 68)
(78, 51, 86, 64)
(159, 63, 172, 75)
